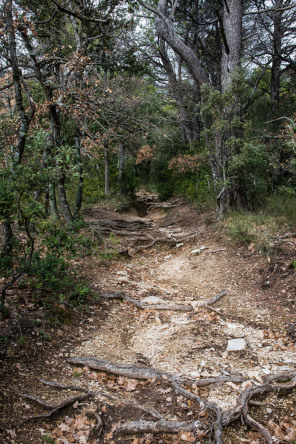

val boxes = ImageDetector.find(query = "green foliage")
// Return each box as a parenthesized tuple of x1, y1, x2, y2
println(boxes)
(18, 335, 28, 346)
(41, 436, 57, 444)
(264, 192, 296, 227)
(222, 205, 291, 257)
(229, 142, 270, 206)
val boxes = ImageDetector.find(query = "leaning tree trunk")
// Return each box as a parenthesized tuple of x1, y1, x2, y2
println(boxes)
(104, 140, 110, 197)
(151, 0, 243, 217)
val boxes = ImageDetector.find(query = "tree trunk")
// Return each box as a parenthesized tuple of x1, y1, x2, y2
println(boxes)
(221, 0, 242, 93)
(216, 0, 243, 217)
(155, 0, 208, 87)
(104, 140, 110, 196)
(49, 183, 59, 218)
(1, 219, 13, 257)
(159, 39, 199, 148)
(270, 0, 283, 109)
(57, 174, 73, 224)
(74, 135, 83, 219)
(117, 141, 125, 194)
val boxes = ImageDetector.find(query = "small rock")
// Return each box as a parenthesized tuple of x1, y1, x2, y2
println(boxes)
(190, 249, 201, 255)
(226, 338, 247, 351)
(242, 380, 253, 389)
(190, 246, 207, 255)
(190, 371, 200, 378)
(225, 382, 240, 391)
(284, 358, 296, 364)
(248, 370, 262, 382)
(163, 255, 172, 260)
(176, 243, 183, 248)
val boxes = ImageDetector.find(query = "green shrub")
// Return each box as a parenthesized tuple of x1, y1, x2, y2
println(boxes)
(223, 211, 281, 256)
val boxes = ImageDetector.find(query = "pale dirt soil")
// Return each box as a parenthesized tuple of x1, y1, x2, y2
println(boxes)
(0, 195, 296, 443)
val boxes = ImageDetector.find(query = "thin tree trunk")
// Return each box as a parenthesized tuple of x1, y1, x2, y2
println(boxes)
(117, 141, 125, 194)
(74, 135, 83, 219)
(49, 183, 59, 218)
(1, 219, 13, 257)
(104, 140, 110, 196)
(270, 0, 283, 110)
(57, 174, 73, 224)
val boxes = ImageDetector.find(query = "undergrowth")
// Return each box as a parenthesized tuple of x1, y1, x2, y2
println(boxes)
(222, 193, 296, 257)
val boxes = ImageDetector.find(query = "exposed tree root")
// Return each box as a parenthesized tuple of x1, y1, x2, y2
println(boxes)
(18, 380, 93, 425)
(85, 409, 103, 441)
(18, 394, 55, 409)
(90, 219, 152, 237)
(101, 291, 194, 311)
(67, 356, 178, 381)
(147, 198, 180, 213)
(133, 230, 201, 253)
(200, 290, 227, 307)
(67, 356, 245, 389)
(114, 418, 202, 437)
(65, 357, 296, 443)
(102, 290, 227, 314)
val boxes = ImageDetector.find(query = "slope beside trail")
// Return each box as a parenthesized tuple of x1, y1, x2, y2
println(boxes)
(1, 194, 296, 444)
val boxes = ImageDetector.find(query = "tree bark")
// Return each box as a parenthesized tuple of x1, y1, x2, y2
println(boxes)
(1, 219, 13, 257)
(154, 0, 208, 87)
(270, 0, 283, 109)
(48, 183, 59, 218)
(159, 39, 200, 147)
(117, 141, 125, 193)
(217, 0, 243, 217)
(74, 135, 83, 219)
(57, 174, 73, 224)
(104, 140, 110, 196)
(221, 0, 242, 92)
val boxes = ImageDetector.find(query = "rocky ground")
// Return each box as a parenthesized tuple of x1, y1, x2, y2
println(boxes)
(0, 194, 296, 443)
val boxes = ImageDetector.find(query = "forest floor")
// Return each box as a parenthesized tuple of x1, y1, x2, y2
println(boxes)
(1, 193, 296, 444)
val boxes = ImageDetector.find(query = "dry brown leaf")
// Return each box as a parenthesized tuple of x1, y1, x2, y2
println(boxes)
(267, 421, 286, 439)
(58, 423, 70, 432)
(126, 379, 138, 391)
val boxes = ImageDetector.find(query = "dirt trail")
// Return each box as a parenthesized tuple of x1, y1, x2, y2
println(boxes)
(1, 195, 296, 443)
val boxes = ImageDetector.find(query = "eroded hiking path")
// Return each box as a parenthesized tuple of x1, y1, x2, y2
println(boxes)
(1, 195, 296, 443)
